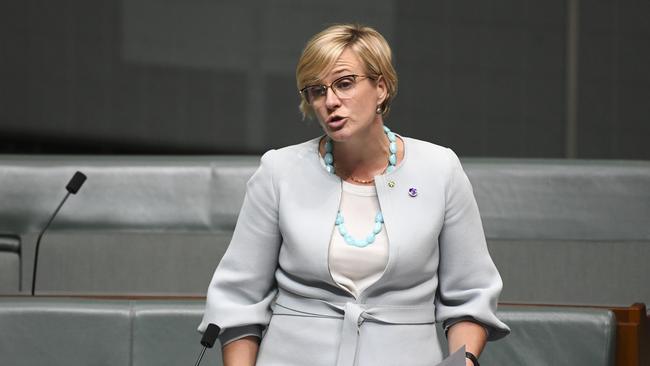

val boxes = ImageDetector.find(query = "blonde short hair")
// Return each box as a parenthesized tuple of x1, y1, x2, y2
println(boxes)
(296, 24, 398, 119)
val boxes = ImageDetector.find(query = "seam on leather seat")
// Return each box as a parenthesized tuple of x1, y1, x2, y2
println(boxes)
(129, 300, 135, 366)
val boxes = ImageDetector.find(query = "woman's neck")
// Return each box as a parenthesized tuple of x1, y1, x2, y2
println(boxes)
(331, 122, 391, 183)
(335, 126, 387, 164)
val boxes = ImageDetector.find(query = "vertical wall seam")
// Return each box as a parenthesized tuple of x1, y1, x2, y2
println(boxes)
(565, 0, 580, 158)
(611, 0, 620, 156)
(245, 5, 265, 151)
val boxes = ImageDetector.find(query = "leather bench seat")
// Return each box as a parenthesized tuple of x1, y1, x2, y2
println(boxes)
(0, 156, 648, 307)
(0, 297, 615, 366)
(0, 236, 20, 293)
(0, 297, 221, 366)
(468, 306, 615, 365)
(0, 298, 132, 365)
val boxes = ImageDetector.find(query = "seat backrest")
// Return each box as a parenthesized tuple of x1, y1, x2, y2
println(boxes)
(0, 236, 20, 293)
(0, 298, 132, 366)
(1, 156, 649, 307)
(438, 305, 617, 366)
(0, 297, 222, 366)
(488, 306, 616, 366)
(1, 298, 616, 366)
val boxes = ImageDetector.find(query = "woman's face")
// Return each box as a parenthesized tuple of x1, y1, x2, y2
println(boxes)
(309, 48, 387, 142)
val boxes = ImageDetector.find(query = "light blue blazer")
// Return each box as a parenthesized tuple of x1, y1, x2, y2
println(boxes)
(199, 136, 510, 366)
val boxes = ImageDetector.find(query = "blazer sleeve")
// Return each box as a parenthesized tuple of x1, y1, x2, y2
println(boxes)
(434, 148, 510, 341)
(198, 150, 282, 345)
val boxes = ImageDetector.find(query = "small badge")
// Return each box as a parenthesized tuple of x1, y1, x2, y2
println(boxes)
(408, 187, 418, 197)
(388, 180, 396, 188)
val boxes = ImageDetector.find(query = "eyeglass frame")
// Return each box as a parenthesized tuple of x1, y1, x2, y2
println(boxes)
(299, 74, 374, 105)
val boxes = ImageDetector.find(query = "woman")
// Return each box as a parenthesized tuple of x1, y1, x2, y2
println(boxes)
(199, 24, 509, 366)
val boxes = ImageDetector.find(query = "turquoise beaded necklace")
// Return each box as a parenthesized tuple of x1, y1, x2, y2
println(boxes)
(324, 126, 397, 248)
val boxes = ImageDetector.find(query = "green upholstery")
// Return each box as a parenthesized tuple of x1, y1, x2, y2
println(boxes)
(483, 306, 616, 365)
(0, 298, 132, 366)
(0, 236, 20, 293)
(0, 155, 259, 297)
(35, 231, 230, 295)
(0, 298, 615, 366)
(132, 301, 222, 366)
(436, 306, 617, 365)
(0, 297, 221, 366)
(0, 156, 648, 308)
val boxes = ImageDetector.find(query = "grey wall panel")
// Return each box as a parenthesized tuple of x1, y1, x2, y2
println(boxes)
(578, 0, 650, 159)
(263, 73, 321, 150)
(393, 0, 568, 158)
(2, 1, 648, 158)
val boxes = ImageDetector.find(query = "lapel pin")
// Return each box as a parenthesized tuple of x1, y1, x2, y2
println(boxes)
(408, 187, 418, 197)
(388, 180, 396, 188)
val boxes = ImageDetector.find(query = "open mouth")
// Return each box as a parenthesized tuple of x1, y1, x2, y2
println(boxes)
(327, 116, 346, 129)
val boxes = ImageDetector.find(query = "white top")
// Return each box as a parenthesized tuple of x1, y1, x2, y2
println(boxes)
(328, 180, 389, 298)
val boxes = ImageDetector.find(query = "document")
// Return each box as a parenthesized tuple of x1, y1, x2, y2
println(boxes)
(435, 346, 466, 366)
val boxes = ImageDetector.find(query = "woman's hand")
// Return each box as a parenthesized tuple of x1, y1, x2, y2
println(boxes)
(446, 321, 487, 366)
(222, 336, 259, 366)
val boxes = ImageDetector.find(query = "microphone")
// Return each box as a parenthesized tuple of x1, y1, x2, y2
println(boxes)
(66, 171, 87, 194)
(193, 323, 220, 366)
(31, 171, 87, 295)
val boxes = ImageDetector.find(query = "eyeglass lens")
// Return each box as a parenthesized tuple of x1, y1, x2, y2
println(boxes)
(303, 75, 360, 104)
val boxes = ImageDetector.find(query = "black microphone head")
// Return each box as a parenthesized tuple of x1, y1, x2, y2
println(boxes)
(200, 323, 220, 348)
(66, 171, 87, 194)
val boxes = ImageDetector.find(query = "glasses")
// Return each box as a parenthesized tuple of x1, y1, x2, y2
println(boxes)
(300, 74, 370, 105)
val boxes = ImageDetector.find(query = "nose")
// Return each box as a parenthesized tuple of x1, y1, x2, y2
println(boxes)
(324, 87, 341, 110)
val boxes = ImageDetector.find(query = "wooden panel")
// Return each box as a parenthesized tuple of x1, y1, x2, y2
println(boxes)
(610, 303, 649, 366)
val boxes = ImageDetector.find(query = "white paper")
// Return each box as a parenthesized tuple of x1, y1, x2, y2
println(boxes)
(435, 346, 467, 366)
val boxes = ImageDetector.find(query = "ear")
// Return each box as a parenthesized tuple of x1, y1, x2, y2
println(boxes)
(375, 75, 388, 105)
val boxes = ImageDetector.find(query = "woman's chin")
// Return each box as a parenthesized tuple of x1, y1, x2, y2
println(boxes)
(325, 128, 352, 142)
(321, 123, 350, 141)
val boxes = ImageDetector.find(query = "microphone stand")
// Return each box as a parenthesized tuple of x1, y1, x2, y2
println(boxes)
(31, 171, 87, 296)
(193, 346, 209, 366)
(31, 191, 71, 296)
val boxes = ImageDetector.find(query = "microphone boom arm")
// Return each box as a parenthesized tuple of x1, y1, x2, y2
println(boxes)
(31, 191, 71, 296)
